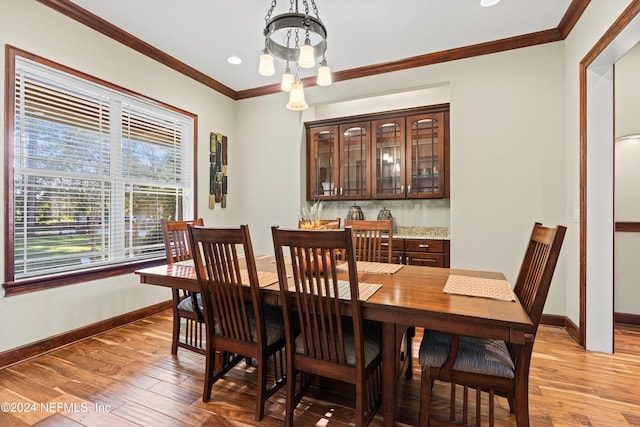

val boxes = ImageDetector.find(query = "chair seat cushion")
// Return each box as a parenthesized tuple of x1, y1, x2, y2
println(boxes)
(418, 329, 515, 379)
(211, 303, 286, 346)
(256, 304, 287, 346)
(177, 293, 203, 313)
(294, 317, 382, 367)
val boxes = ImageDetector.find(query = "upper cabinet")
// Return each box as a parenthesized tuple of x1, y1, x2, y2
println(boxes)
(306, 105, 449, 201)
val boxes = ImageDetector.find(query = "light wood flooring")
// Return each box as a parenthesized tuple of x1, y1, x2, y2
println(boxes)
(1, 310, 640, 426)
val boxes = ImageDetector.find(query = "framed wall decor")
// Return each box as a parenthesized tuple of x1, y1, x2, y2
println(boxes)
(209, 132, 228, 208)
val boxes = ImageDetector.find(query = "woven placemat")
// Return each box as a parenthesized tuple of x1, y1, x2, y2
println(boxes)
(171, 261, 278, 288)
(288, 280, 382, 301)
(173, 259, 194, 267)
(336, 261, 403, 274)
(239, 270, 279, 288)
(443, 274, 515, 302)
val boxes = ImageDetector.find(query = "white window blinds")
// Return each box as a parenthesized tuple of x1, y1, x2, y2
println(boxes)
(12, 57, 193, 280)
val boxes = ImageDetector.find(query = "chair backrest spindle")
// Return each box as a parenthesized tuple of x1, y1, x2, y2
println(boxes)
(344, 219, 393, 263)
(162, 218, 204, 263)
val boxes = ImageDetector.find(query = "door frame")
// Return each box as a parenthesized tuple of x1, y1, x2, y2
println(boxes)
(580, 2, 640, 351)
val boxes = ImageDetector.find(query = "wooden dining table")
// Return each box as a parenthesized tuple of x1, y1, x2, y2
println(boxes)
(136, 256, 533, 427)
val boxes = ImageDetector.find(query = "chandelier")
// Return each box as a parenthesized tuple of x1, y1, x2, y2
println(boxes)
(258, 0, 332, 110)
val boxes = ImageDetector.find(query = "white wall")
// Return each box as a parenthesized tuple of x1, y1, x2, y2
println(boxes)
(0, 0, 238, 352)
(237, 42, 568, 315)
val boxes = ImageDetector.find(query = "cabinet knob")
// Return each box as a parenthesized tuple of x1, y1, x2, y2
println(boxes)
(418, 244, 430, 249)
(408, 185, 411, 193)
(401, 185, 404, 193)
(340, 187, 343, 196)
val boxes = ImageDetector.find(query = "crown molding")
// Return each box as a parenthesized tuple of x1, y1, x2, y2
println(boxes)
(38, 0, 590, 101)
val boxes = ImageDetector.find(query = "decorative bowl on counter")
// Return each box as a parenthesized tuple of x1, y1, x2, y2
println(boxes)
(346, 204, 364, 220)
(377, 207, 392, 221)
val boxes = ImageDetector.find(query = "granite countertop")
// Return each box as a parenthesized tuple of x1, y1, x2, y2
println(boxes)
(393, 226, 450, 240)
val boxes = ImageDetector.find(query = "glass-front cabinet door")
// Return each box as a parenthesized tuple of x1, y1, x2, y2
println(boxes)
(406, 112, 445, 198)
(339, 122, 370, 200)
(307, 125, 339, 200)
(372, 118, 405, 199)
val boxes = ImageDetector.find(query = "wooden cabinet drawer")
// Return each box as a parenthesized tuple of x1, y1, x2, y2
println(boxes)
(406, 253, 445, 267)
(381, 238, 404, 264)
(405, 239, 444, 253)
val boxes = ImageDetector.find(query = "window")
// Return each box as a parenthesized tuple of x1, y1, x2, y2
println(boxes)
(4, 48, 195, 295)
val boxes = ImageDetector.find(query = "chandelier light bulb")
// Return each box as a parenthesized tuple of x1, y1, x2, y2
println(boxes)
(281, 71, 294, 91)
(298, 36, 316, 68)
(258, 52, 275, 76)
(317, 59, 332, 86)
(281, 63, 294, 91)
(286, 81, 309, 110)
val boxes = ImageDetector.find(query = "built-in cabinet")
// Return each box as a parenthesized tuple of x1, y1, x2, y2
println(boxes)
(306, 105, 449, 201)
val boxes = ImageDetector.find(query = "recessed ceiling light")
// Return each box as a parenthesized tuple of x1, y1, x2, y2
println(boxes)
(227, 56, 242, 65)
(480, 0, 500, 6)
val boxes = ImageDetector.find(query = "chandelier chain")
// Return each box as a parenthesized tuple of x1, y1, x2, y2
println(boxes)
(311, 0, 319, 19)
(265, 0, 277, 23)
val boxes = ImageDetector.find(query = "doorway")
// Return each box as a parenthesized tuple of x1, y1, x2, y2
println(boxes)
(581, 4, 640, 352)
(614, 42, 640, 329)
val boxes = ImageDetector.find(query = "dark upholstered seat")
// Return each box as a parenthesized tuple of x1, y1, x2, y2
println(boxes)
(419, 331, 515, 379)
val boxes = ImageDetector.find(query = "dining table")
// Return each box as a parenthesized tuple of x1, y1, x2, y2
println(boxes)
(136, 255, 533, 427)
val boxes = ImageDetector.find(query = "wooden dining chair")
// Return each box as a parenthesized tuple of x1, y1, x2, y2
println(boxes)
(271, 226, 383, 427)
(161, 218, 206, 355)
(344, 218, 413, 379)
(187, 224, 287, 421)
(418, 222, 566, 427)
(344, 219, 393, 262)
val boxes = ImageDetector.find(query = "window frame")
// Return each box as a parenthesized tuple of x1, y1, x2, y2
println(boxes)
(3, 46, 198, 296)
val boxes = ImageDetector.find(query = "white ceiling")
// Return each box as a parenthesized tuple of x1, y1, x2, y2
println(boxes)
(69, 0, 573, 92)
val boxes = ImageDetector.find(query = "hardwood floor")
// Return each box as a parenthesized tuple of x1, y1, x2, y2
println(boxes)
(1, 310, 640, 426)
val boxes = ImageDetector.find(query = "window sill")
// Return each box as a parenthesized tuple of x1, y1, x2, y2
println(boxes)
(3, 258, 166, 296)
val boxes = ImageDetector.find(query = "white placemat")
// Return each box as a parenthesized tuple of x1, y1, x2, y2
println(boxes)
(172, 260, 278, 288)
(239, 270, 279, 288)
(288, 280, 382, 301)
(443, 274, 515, 302)
(336, 261, 403, 274)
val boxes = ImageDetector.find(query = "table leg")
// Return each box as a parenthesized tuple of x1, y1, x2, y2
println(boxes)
(382, 322, 397, 427)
